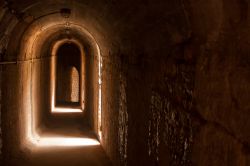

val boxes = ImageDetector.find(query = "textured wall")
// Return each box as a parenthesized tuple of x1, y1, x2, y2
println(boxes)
(98, 0, 195, 165)
(148, 63, 195, 166)
(192, 0, 250, 164)
(101, 48, 121, 165)
(105, 0, 250, 165)
(1, 64, 21, 164)
(0, 65, 2, 158)
(118, 70, 128, 165)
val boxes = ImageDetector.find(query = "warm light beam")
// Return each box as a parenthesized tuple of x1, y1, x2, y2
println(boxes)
(52, 107, 82, 113)
(35, 137, 100, 147)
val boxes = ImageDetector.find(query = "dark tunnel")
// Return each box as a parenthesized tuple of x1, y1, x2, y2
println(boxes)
(1, 0, 250, 166)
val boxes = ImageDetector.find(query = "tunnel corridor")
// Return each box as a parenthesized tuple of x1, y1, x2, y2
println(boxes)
(2, 0, 250, 166)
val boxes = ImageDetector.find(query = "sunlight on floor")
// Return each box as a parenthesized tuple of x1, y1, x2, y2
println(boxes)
(27, 131, 100, 147)
(52, 107, 82, 113)
(34, 137, 100, 147)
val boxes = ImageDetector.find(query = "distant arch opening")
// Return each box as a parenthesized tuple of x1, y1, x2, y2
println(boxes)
(54, 42, 83, 111)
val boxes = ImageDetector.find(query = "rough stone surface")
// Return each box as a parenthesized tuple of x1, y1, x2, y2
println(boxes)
(0, 65, 2, 159)
(118, 68, 128, 166)
(192, 124, 247, 166)
(148, 62, 195, 166)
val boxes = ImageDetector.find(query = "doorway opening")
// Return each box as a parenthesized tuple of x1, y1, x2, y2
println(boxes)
(52, 42, 84, 113)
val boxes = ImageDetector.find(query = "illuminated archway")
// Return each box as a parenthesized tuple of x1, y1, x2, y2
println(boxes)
(53, 42, 83, 113)
(17, 16, 103, 149)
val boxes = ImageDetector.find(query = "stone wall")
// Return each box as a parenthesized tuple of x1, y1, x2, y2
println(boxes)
(0, 65, 2, 159)
(107, 0, 250, 165)
(148, 63, 195, 166)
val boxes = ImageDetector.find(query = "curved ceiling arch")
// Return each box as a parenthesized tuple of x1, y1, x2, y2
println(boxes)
(21, 22, 101, 61)
(1, 0, 114, 61)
